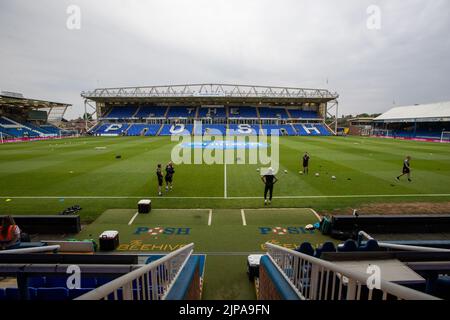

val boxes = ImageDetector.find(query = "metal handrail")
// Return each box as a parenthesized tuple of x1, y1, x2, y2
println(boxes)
(75, 243, 194, 300)
(379, 242, 450, 253)
(265, 242, 440, 300)
(358, 231, 450, 252)
(0, 245, 60, 254)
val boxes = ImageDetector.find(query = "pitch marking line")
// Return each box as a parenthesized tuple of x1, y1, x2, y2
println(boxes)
(208, 209, 213, 226)
(128, 212, 139, 225)
(3, 194, 450, 200)
(241, 209, 247, 226)
(224, 163, 227, 199)
(308, 208, 322, 221)
(125, 208, 212, 226)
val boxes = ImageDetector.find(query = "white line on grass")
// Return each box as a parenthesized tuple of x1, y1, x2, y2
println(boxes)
(308, 208, 322, 221)
(224, 163, 227, 199)
(3, 194, 450, 200)
(128, 212, 139, 225)
(208, 209, 213, 226)
(241, 209, 247, 226)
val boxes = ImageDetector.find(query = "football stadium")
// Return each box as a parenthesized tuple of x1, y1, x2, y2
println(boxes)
(1, 1, 450, 313)
(1, 83, 450, 303)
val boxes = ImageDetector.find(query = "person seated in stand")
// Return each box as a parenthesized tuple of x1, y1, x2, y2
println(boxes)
(0, 216, 21, 250)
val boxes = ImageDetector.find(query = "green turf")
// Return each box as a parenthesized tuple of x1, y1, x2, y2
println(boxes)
(1, 136, 450, 222)
(202, 255, 256, 300)
(77, 208, 325, 253)
(77, 207, 323, 300)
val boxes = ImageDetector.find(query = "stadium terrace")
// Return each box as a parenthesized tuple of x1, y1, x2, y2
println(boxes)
(80, 84, 339, 138)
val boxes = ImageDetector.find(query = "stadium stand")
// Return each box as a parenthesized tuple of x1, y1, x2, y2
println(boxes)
(261, 124, 297, 136)
(134, 106, 167, 118)
(0, 115, 64, 138)
(159, 124, 193, 136)
(167, 107, 197, 118)
(228, 107, 258, 118)
(228, 124, 261, 135)
(294, 124, 331, 136)
(105, 106, 138, 119)
(374, 101, 450, 141)
(126, 124, 162, 136)
(288, 109, 319, 119)
(258, 107, 289, 119)
(82, 85, 337, 137)
(198, 107, 227, 118)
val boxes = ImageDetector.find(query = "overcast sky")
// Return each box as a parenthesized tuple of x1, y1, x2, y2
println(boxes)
(1, 0, 449, 119)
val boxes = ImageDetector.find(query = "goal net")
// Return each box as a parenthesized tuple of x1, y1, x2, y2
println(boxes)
(441, 131, 450, 143)
(371, 129, 393, 137)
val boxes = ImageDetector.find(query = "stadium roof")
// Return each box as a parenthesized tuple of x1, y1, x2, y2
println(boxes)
(0, 92, 71, 121)
(375, 101, 450, 123)
(81, 84, 339, 105)
(0, 92, 71, 109)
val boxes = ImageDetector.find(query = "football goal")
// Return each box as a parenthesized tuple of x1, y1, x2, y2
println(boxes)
(371, 129, 393, 137)
(440, 131, 450, 143)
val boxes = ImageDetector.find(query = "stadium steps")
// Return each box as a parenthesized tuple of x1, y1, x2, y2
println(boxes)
(131, 106, 142, 118)
(194, 107, 200, 119)
(290, 123, 298, 135)
(164, 106, 171, 119)
(1, 116, 44, 137)
(103, 107, 113, 119)
(285, 108, 293, 118)
(156, 124, 164, 136)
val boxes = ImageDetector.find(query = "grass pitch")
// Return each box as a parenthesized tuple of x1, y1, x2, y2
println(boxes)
(1, 136, 450, 222)
(77, 207, 324, 300)
(2, 135, 450, 300)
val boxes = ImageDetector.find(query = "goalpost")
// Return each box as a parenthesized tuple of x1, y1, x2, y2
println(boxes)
(371, 128, 393, 137)
(440, 131, 450, 143)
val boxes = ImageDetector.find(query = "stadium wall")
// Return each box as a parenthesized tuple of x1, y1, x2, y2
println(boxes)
(258, 256, 300, 300)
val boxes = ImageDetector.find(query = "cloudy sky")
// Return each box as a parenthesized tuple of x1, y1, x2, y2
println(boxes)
(0, 0, 449, 119)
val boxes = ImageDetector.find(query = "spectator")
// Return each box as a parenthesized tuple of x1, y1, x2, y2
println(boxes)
(0, 216, 21, 250)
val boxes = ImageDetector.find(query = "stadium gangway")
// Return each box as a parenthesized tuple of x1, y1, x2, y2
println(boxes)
(358, 231, 450, 253)
(0, 245, 60, 254)
(265, 242, 440, 300)
(75, 243, 194, 300)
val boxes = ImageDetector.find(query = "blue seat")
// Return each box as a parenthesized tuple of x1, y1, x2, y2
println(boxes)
(28, 276, 46, 288)
(338, 240, 358, 252)
(36, 288, 69, 301)
(28, 288, 37, 300)
(68, 288, 94, 299)
(358, 239, 380, 252)
(81, 278, 98, 288)
(4, 288, 20, 300)
(45, 277, 67, 287)
(0, 288, 5, 300)
(314, 242, 336, 258)
(296, 242, 315, 256)
(96, 276, 119, 286)
(46, 276, 97, 288)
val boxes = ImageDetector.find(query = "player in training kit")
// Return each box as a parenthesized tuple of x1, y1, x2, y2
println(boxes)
(165, 162, 175, 191)
(302, 152, 310, 175)
(261, 167, 278, 205)
(397, 156, 412, 182)
(156, 164, 163, 196)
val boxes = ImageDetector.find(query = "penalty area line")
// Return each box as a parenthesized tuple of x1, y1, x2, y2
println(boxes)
(128, 212, 139, 226)
(241, 209, 247, 226)
(308, 208, 322, 221)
